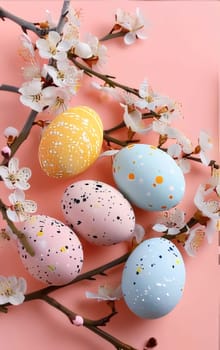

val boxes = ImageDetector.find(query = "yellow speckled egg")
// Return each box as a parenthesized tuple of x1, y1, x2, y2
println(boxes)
(38, 106, 103, 178)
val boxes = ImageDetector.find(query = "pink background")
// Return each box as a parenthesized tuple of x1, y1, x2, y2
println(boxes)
(0, 1, 219, 349)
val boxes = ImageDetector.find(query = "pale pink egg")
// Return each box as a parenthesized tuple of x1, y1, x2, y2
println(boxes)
(61, 180, 135, 246)
(17, 215, 84, 286)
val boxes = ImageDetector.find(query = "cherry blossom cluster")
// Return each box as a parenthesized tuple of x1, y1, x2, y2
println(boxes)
(0, 149, 37, 222)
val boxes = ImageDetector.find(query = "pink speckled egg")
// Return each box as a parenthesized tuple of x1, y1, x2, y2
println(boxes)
(17, 215, 84, 286)
(61, 180, 135, 246)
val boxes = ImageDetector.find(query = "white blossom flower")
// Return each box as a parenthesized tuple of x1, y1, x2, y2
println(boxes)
(115, 8, 147, 45)
(84, 34, 108, 68)
(36, 31, 71, 61)
(137, 79, 154, 109)
(86, 284, 122, 301)
(21, 64, 42, 81)
(152, 96, 181, 123)
(153, 208, 186, 235)
(121, 103, 151, 133)
(44, 60, 83, 94)
(152, 120, 179, 138)
(42, 86, 72, 115)
(194, 184, 219, 219)
(0, 158, 31, 190)
(184, 226, 205, 257)
(120, 93, 152, 133)
(0, 276, 27, 305)
(7, 189, 37, 222)
(91, 81, 121, 101)
(18, 78, 45, 112)
(197, 130, 213, 165)
(19, 33, 35, 62)
(194, 184, 220, 243)
(62, 6, 81, 45)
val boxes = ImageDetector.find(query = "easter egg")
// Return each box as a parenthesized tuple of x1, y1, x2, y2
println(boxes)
(38, 106, 103, 178)
(121, 237, 186, 319)
(17, 215, 84, 285)
(113, 144, 185, 211)
(61, 180, 135, 245)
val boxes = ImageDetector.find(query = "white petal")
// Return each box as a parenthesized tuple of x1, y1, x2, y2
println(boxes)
(75, 42, 93, 59)
(168, 227, 180, 235)
(0, 295, 9, 305)
(8, 158, 19, 174)
(152, 223, 167, 232)
(135, 98, 148, 109)
(132, 223, 145, 243)
(99, 150, 119, 158)
(23, 200, 37, 214)
(184, 226, 205, 257)
(9, 293, 25, 305)
(167, 143, 182, 158)
(124, 108, 150, 133)
(0, 166, 9, 180)
(205, 219, 218, 244)
(200, 151, 210, 166)
(139, 79, 149, 98)
(6, 208, 19, 222)
(48, 31, 61, 46)
(18, 167, 32, 182)
(14, 189, 26, 202)
(199, 130, 213, 151)
(136, 30, 147, 40)
(124, 32, 136, 45)
(85, 291, 101, 299)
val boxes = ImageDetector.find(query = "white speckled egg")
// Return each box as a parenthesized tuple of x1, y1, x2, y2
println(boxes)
(17, 215, 83, 286)
(121, 237, 185, 319)
(61, 180, 135, 245)
(113, 144, 185, 211)
(38, 106, 103, 178)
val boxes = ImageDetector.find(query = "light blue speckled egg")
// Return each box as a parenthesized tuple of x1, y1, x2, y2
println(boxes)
(112, 144, 185, 211)
(121, 237, 186, 319)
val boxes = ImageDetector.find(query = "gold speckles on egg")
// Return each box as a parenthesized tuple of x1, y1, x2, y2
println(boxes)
(38, 106, 103, 178)
(47, 265, 56, 272)
(36, 231, 44, 237)
(60, 246, 67, 253)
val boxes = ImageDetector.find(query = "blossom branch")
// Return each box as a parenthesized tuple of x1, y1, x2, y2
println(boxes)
(0, 84, 19, 94)
(163, 217, 198, 240)
(69, 55, 140, 97)
(104, 132, 139, 147)
(0, 198, 34, 256)
(24, 252, 130, 298)
(0, 7, 47, 36)
(100, 31, 126, 42)
(41, 294, 137, 350)
(1, 110, 38, 166)
(56, 0, 70, 33)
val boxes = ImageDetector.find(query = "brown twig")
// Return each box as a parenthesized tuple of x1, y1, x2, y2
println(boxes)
(0, 198, 34, 256)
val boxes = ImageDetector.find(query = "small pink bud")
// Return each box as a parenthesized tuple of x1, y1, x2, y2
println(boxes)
(1, 146, 11, 158)
(72, 315, 84, 326)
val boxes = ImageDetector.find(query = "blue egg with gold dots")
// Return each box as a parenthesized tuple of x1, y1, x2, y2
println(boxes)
(121, 237, 186, 319)
(112, 144, 185, 211)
